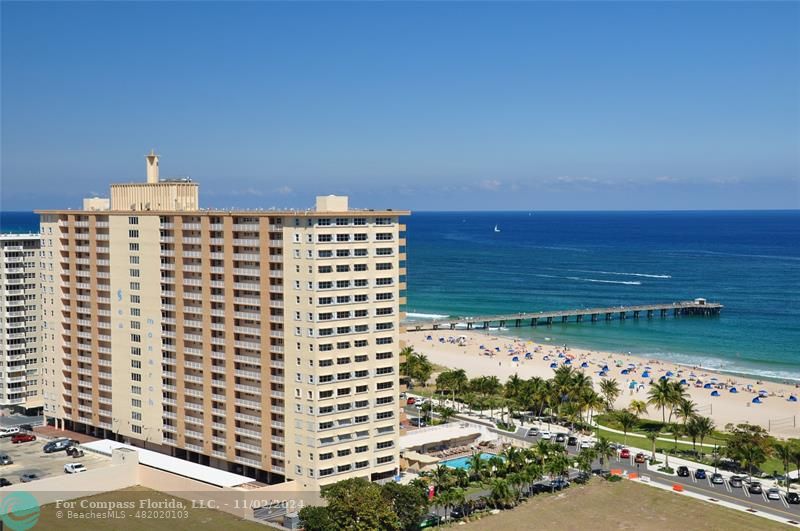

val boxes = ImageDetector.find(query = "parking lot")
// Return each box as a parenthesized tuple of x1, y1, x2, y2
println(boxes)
(0, 434, 112, 486)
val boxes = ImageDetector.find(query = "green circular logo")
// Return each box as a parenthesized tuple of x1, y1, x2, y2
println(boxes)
(0, 491, 40, 531)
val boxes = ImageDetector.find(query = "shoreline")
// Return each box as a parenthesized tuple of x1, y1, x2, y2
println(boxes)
(400, 328, 800, 439)
(404, 314, 800, 386)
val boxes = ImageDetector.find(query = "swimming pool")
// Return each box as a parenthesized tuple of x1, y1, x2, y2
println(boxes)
(440, 453, 498, 469)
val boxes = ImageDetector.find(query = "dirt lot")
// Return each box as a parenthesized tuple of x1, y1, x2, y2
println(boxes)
(460, 479, 787, 531)
(0, 435, 111, 486)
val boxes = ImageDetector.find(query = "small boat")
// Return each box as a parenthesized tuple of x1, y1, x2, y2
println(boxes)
(494, 224, 500, 233)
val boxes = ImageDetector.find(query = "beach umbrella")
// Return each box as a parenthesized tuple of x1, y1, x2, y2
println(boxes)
(558, 353, 565, 358)
(759, 389, 768, 395)
(711, 390, 720, 397)
(710, 377, 718, 381)
(621, 369, 629, 375)
(660, 376, 668, 381)
(599, 371, 608, 377)
(645, 366, 652, 370)
(752, 397, 762, 404)
(666, 371, 674, 377)
(703, 383, 712, 389)
(641, 371, 650, 378)
(729, 387, 738, 393)
(479, 344, 484, 349)
(679, 379, 688, 385)
(525, 353, 532, 360)
(628, 381, 637, 389)
(564, 359, 572, 365)
(789, 396, 798, 402)
(426, 335, 432, 341)
(580, 362, 589, 368)
(602, 365, 609, 371)
(543, 355, 550, 361)
(512, 356, 519, 362)
(549, 363, 558, 369)
(495, 347, 500, 352)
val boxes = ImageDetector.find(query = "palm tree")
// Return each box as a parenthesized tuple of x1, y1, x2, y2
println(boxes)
(628, 399, 648, 416)
(667, 422, 684, 451)
(685, 416, 701, 452)
(599, 378, 621, 410)
(467, 452, 487, 483)
(666, 381, 689, 423)
(594, 437, 615, 472)
(450, 368, 468, 411)
(489, 478, 514, 508)
(645, 428, 661, 460)
(773, 441, 792, 494)
(431, 465, 452, 493)
(545, 453, 570, 487)
(616, 410, 638, 445)
(582, 390, 605, 427)
(693, 416, 715, 454)
(647, 379, 672, 423)
(675, 399, 698, 428)
(436, 406, 456, 424)
(576, 448, 596, 480)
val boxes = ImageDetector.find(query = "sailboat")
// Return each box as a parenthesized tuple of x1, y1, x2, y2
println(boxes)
(494, 224, 501, 233)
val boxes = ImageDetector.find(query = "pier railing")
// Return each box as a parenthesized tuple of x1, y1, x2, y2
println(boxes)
(405, 300, 722, 332)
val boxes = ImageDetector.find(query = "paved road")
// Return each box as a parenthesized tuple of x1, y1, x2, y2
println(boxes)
(0, 414, 42, 428)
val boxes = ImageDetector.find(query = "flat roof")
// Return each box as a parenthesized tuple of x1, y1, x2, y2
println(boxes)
(399, 424, 482, 451)
(82, 440, 254, 488)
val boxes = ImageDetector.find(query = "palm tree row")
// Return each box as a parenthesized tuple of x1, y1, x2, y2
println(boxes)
(416, 439, 611, 514)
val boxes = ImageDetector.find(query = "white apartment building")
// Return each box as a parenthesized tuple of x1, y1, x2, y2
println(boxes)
(0, 233, 42, 412)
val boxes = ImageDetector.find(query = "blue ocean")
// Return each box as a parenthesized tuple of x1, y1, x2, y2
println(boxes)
(404, 211, 800, 382)
(4, 210, 799, 381)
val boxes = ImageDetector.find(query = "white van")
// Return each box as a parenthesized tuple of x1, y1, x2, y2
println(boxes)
(0, 427, 20, 438)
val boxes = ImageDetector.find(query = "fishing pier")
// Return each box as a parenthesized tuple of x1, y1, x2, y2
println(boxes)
(406, 299, 722, 332)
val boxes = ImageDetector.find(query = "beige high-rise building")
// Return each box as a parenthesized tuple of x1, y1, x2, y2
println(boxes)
(0, 233, 42, 411)
(37, 153, 408, 487)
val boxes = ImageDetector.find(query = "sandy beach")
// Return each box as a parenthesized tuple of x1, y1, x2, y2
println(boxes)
(401, 329, 800, 439)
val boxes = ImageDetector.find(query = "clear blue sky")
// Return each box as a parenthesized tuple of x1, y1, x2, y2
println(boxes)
(2, 2, 798, 211)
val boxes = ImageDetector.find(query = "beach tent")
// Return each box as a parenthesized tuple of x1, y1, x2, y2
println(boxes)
(641, 371, 650, 378)
(602, 365, 609, 371)
(703, 383, 712, 389)
(525, 353, 533, 360)
(789, 396, 798, 402)
(628, 381, 637, 389)
(759, 390, 768, 397)
(599, 371, 608, 377)
(711, 390, 720, 397)
(564, 359, 572, 365)
(659, 376, 668, 381)
(512, 356, 519, 362)
(581, 362, 589, 368)
(558, 353, 565, 358)
(495, 347, 500, 352)
(752, 397, 762, 404)
(549, 363, 558, 369)
(729, 387, 738, 393)
(543, 356, 550, 361)
(621, 369, 629, 375)
(666, 371, 674, 377)
(645, 366, 652, 370)
(679, 379, 688, 386)
(426, 336, 433, 341)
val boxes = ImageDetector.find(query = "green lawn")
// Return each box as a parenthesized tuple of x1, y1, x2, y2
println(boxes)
(595, 413, 728, 446)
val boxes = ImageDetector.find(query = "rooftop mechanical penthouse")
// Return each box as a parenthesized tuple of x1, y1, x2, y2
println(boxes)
(36, 152, 409, 487)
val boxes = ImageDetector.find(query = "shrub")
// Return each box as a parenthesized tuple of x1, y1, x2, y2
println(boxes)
(658, 466, 675, 474)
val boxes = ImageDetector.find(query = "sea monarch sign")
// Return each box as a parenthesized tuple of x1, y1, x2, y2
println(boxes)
(0, 491, 40, 531)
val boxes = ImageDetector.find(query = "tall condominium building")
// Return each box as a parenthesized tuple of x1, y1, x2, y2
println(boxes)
(37, 153, 408, 487)
(0, 233, 42, 412)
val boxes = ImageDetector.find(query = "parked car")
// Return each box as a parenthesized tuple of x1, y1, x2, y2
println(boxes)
(767, 488, 782, 500)
(64, 463, 87, 474)
(11, 433, 36, 444)
(43, 439, 73, 453)
(409, 417, 427, 428)
(677, 466, 690, 477)
(0, 454, 12, 466)
(526, 428, 539, 437)
(787, 492, 800, 504)
(0, 427, 20, 438)
(406, 397, 416, 405)
(554, 433, 566, 443)
(619, 448, 631, 459)
(549, 478, 570, 490)
(580, 439, 595, 449)
(694, 469, 707, 480)
(748, 481, 763, 494)
(418, 513, 441, 529)
(66, 447, 84, 458)
(567, 436, 578, 447)
(539, 430, 552, 440)
(0, 478, 11, 487)
(729, 475, 744, 488)
(449, 506, 470, 519)
(19, 424, 34, 432)
(634, 453, 646, 464)
(711, 473, 725, 484)
(20, 473, 39, 483)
